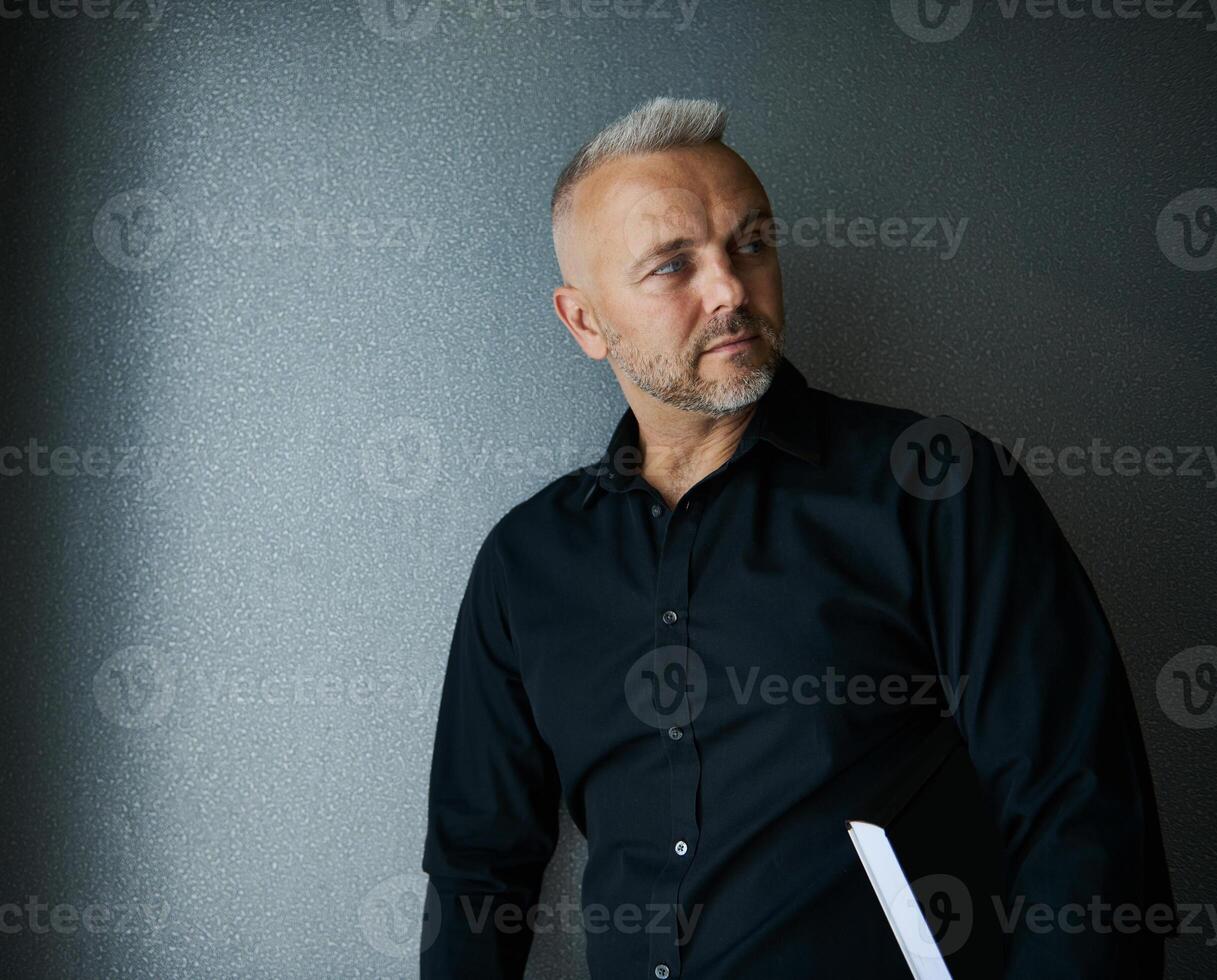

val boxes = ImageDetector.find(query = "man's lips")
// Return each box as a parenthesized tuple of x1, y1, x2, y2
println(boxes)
(704, 334, 758, 355)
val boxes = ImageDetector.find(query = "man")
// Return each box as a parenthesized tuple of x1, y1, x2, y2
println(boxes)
(419, 96, 1175, 978)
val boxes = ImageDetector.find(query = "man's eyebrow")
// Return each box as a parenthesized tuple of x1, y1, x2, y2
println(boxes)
(626, 206, 775, 277)
(626, 235, 696, 277)
(727, 206, 774, 239)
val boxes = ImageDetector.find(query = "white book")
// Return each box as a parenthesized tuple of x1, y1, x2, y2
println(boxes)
(845, 719, 1006, 979)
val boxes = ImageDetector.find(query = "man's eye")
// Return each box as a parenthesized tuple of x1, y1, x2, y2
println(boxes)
(653, 255, 687, 276)
(738, 239, 765, 255)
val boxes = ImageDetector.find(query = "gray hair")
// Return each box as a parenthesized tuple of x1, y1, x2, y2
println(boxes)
(550, 96, 728, 239)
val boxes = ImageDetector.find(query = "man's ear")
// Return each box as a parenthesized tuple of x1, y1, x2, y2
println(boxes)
(553, 285, 608, 360)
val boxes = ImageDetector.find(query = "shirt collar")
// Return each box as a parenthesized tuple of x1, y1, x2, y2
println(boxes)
(578, 354, 824, 509)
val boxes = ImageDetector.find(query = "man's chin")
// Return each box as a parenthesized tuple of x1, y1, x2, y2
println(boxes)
(697, 350, 779, 411)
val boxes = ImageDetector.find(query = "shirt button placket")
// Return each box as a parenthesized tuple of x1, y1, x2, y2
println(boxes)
(648, 495, 702, 978)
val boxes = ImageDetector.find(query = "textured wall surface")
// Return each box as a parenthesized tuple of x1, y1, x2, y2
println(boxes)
(2, 1, 1215, 977)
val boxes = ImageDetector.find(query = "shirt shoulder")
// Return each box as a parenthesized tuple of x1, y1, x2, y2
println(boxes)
(490, 465, 595, 546)
(799, 385, 1035, 519)
(814, 386, 926, 453)
(807, 385, 983, 471)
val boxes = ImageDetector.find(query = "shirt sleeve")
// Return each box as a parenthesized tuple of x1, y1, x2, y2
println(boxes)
(419, 521, 563, 979)
(920, 426, 1176, 978)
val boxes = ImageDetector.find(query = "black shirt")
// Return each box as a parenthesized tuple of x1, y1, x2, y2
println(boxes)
(419, 354, 1174, 979)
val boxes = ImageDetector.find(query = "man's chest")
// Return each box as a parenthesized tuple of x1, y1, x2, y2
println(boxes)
(501, 489, 943, 781)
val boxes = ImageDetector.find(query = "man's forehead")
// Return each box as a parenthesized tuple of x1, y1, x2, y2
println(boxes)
(572, 151, 766, 277)
(578, 147, 758, 232)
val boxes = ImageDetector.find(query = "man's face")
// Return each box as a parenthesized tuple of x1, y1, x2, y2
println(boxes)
(555, 142, 785, 416)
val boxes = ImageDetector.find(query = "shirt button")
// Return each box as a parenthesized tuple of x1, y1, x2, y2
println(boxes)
(651, 503, 662, 517)
(654, 965, 670, 979)
(668, 726, 682, 740)
(674, 840, 688, 856)
(662, 610, 677, 624)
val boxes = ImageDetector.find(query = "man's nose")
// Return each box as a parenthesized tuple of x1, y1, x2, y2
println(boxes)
(699, 252, 748, 317)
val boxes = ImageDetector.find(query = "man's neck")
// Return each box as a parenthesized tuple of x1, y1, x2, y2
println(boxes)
(633, 400, 758, 510)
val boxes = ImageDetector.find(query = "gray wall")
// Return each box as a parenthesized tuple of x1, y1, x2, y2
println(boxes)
(2, 2, 1214, 977)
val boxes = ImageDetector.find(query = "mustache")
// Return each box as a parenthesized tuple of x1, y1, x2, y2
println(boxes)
(701, 312, 773, 348)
